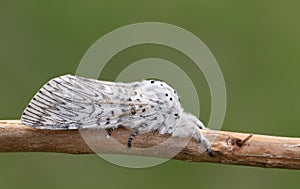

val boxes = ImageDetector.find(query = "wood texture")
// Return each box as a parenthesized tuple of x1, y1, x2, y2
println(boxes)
(0, 120, 299, 169)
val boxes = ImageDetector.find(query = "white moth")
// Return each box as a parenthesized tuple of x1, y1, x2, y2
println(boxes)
(21, 74, 213, 157)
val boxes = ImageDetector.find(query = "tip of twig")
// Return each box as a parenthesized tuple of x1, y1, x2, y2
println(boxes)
(236, 133, 253, 147)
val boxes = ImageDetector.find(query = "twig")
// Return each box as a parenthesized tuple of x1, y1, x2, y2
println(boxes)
(0, 120, 299, 170)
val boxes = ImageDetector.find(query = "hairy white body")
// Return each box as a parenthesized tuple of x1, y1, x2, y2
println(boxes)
(21, 75, 213, 156)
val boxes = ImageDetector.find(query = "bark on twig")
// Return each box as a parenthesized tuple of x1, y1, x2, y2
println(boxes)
(0, 120, 299, 170)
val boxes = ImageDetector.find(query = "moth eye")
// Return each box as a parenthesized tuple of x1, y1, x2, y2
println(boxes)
(151, 80, 155, 84)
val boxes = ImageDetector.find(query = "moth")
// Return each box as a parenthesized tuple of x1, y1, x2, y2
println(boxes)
(21, 74, 213, 157)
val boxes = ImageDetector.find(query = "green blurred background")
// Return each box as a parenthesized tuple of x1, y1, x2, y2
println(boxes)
(1, 0, 300, 188)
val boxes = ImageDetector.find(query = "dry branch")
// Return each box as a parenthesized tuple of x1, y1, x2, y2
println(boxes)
(0, 120, 299, 170)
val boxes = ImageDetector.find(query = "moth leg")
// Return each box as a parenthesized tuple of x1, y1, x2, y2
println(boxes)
(182, 112, 208, 130)
(195, 119, 209, 130)
(105, 127, 114, 139)
(127, 130, 138, 148)
(195, 127, 214, 157)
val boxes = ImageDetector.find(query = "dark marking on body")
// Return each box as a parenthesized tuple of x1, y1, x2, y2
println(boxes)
(130, 107, 136, 115)
(96, 111, 104, 117)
